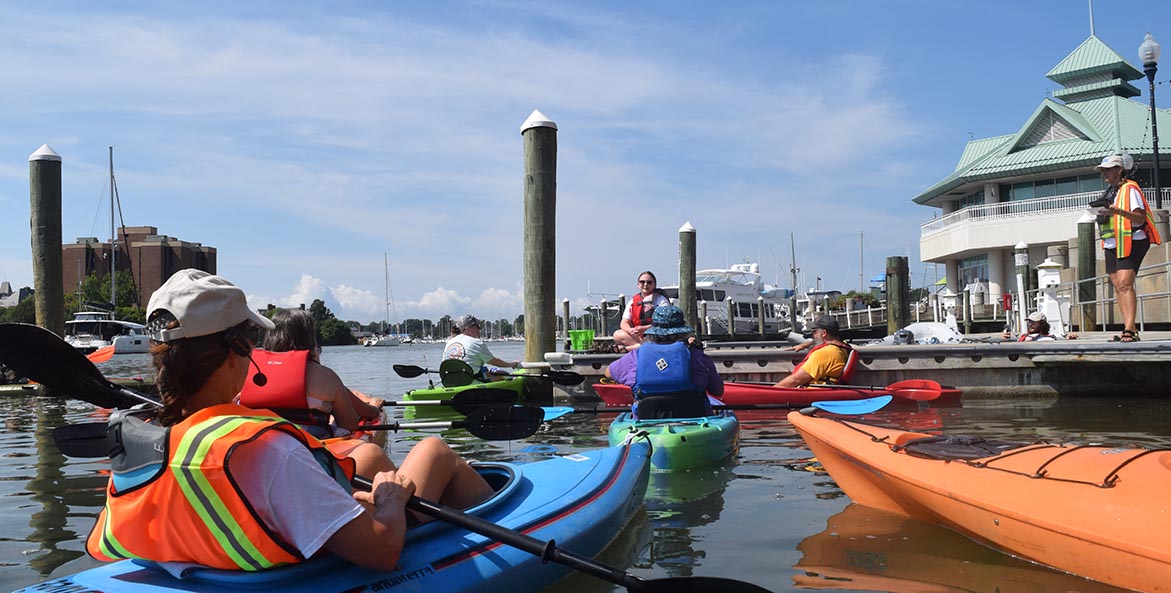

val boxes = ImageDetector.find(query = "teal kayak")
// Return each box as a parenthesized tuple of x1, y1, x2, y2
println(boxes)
(608, 410, 739, 472)
(11, 441, 651, 593)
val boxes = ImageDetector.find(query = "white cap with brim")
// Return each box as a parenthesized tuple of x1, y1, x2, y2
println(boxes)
(1027, 311, 1047, 323)
(1094, 154, 1127, 171)
(146, 269, 275, 342)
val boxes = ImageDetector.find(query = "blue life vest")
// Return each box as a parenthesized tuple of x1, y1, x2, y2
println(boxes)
(633, 342, 701, 397)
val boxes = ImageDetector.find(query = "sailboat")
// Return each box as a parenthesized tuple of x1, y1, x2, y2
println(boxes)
(64, 147, 149, 355)
(363, 253, 402, 347)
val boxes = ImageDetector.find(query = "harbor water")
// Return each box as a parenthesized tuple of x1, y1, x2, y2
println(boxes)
(2, 341, 1169, 592)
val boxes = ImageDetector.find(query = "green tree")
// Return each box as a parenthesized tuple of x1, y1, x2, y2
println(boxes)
(513, 314, 524, 336)
(0, 297, 35, 323)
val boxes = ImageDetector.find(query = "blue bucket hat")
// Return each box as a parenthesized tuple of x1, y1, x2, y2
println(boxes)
(643, 305, 693, 336)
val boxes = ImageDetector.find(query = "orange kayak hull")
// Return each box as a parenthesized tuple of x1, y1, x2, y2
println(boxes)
(788, 411, 1171, 593)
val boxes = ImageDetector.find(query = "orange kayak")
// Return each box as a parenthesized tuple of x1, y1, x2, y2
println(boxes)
(788, 410, 1171, 593)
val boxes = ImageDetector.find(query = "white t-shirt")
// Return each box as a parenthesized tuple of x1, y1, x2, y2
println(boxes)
(622, 293, 671, 324)
(1102, 185, 1147, 249)
(443, 334, 496, 373)
(233, 433, 364, 558)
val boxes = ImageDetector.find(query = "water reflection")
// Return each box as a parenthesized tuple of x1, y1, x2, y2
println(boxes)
(640, 459, 736, 578)
(794, 503, 1131, 593)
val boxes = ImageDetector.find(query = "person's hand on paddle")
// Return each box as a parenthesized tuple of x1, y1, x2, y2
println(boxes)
(355, 470, 416, 519)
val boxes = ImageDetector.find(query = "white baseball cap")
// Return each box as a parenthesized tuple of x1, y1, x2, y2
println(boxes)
(1094, 153, 1134, 171)
(146, 269, 274, 342)
(1026, 311, 1047, 323)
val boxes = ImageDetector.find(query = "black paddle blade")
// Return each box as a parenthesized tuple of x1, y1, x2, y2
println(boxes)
(392, 364, 429, 378)
(448, 388, 520, 415)
(458, 405, 544, 440)
(632, 575, 776, 593)
(52, 422, 111, 458)
(0, 323, 146, 409)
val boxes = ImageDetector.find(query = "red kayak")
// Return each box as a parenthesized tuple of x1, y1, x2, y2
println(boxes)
(592, 382, 960, 407)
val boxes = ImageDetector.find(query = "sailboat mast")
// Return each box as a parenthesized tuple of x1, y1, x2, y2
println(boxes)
(859, 231, 864, 294)
(383, 253, 390, 333)
(109, 146, 116, 310)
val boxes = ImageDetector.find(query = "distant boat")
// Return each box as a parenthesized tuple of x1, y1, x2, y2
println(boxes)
(661, 262, 795, 334)
(365, 253, 403, 347)
(65, 310, 149, 354)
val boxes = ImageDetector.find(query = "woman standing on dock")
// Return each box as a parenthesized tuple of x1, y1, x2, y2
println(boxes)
(1094, 153, 1161, 342)
(613, 271, 671, 352)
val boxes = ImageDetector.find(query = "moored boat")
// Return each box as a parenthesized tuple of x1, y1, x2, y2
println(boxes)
(608, 405, 738, 472)
(65, 310, 149, 354)
(788, 410, 1171, 593)
(10, 441, 652, 593)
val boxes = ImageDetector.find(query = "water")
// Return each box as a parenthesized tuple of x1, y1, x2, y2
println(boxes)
(3, 341, 1170, 592)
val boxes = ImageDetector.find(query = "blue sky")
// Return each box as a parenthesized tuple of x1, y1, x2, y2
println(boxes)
(2, 1, 1168, 324)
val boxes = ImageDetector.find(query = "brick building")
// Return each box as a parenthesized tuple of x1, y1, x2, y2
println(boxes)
(62, 226, 216, 308)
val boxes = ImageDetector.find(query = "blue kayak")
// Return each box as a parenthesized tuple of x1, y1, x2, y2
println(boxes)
(12, 442, 651, 593)
(608, 410, 739, 472)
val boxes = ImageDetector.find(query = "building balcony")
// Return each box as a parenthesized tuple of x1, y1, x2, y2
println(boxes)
(919, 187, 1171, 262)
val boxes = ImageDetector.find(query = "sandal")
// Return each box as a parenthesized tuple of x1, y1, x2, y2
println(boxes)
(1113, 330, 1140, 342)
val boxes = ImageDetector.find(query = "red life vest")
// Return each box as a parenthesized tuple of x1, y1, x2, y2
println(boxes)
(239, 350, 330, 428)
(793, 342, 852, 384)
(87, 404, 355, 570)
(630, 293, 660, 326)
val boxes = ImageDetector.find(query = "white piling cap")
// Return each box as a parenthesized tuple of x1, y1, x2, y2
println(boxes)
(1014, 240, 1029, 249)
(520, 109, 557, 134)
(29, 144, 61, 162)
(1077, 211, 1098, 223)
(679, 221, 696, 233)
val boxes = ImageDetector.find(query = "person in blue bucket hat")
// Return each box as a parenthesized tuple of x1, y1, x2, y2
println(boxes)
(604, 305, 724, 418)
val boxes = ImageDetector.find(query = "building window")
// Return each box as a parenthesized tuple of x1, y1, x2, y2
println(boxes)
(1055, 176, 1078, 195)
(1079, 174, 1105, 193)
(957, 189, 985, 209)
(959, 254, 988, 286)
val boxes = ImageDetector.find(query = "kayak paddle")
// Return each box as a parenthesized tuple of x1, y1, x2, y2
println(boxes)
(0, 323, 157, 409)
(86, 345, 116, 363)
(394, 363, 586, 386)
(385, 388, 518, 415)
(350, 477, 777, 593)
(809, 395, 893, 415)
(807, 379, 942, 401)
(52, 405, 550, 457)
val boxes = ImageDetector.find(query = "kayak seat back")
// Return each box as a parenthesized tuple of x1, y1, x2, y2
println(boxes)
(634, 393, 709, 419)
(439, 359, 478, 387)
(839, 349, 859, 383)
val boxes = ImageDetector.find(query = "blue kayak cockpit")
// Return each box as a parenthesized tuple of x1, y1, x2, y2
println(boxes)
(131, 463, 519, 587)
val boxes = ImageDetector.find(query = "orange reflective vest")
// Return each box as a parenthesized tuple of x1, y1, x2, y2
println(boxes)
(1100, 180, 1163, 257)
(86, 403, 355, 570)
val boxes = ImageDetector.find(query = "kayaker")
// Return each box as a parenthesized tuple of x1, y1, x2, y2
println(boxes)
(774, 316, 851, 387)
(443, 314, 519, 381)
(239, 307, 384, 440)
(87, 269, 493, 572)
(1093, 152, 1161, 342)
(604, 305, 723, 419)
(612, 271, 672, 352)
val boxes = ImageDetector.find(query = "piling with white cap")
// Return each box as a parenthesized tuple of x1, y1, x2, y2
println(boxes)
(522, 109, 558, 364)
(1077, 211, 1098, 328)
(678, 221, 697, 333)
(29, 144, 65, 335)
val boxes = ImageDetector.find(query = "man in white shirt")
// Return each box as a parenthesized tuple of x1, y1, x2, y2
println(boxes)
(443, 315, 519, 380)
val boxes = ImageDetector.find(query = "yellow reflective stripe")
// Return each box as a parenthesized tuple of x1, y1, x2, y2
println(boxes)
(98, 504, 134, 560)
(173, 416, 275, 570)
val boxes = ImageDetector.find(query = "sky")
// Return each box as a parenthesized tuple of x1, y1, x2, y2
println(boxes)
(2, 0, 1169, 324)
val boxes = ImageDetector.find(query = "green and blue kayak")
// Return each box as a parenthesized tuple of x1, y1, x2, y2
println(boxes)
(401, 377, 527, 420)
(608, 408, 739, 472)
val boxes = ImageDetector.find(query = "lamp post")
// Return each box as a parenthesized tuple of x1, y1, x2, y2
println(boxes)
(1140, 32, 1162, 209)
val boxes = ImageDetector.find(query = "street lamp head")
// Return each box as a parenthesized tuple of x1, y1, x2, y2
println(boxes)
(1139, 32, 1161, 66)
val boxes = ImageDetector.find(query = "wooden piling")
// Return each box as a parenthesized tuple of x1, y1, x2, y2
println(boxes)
(727, 299, 736, 337)
(757, 296, 765, 335)
(678, 222, 697, 332)
(1077, 213, 1097, 329)
(562, 298, 571, 337)
(29, 145, 64, 335)
(521, 110, 557, 363)
(885, 256, 909, 334)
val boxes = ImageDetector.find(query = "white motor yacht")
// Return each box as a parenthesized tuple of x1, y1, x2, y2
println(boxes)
(65, 310, 149, 354)
(661, 263, 795, 335)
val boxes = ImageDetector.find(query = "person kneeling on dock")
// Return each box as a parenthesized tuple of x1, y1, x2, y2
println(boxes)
(604, 305, 723, 419)
(775, 316, 852, 388)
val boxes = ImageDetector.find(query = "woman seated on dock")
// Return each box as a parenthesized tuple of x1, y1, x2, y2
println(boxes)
(612, 271, 671, 352)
